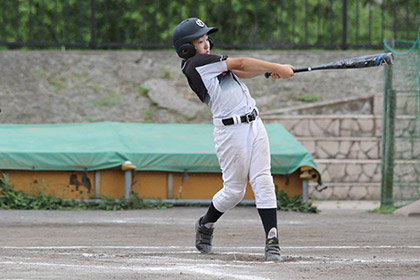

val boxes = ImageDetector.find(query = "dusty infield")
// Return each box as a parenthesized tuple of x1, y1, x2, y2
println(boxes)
(0, 204, 419, 279)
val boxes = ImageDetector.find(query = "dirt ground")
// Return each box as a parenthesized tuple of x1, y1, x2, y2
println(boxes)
(0, 203, 419, 280)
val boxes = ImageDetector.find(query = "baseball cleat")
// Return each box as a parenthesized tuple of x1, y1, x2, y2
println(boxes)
(264, 237, 283, 262)
(195, 216, 214, 253)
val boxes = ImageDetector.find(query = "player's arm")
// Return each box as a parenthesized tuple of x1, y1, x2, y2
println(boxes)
(231, 70, 263, 79)
(226, 57, 294, 79)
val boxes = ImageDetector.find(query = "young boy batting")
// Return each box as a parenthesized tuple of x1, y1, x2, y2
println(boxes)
(172, 18, 294, 261)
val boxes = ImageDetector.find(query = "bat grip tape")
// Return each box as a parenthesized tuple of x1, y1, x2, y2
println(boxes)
(264, 68, 301, 78)
(375, 54, 384, 66)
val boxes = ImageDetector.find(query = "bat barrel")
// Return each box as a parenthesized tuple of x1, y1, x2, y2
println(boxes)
(380, 52, 394, 65)
(264, 52, 393, 79)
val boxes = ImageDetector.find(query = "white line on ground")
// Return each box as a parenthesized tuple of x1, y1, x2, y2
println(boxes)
(2, 245, 420, 250)
(1, 257, 420, 268)
(0, 261, 273, 280)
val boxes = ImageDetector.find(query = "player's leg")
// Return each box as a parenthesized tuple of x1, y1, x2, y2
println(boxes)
(195, 202, 222, 253)
(249, 119, 283, 261)
(195, 125, 250, 253)
(257, 208, 283, 261)
(212, 124, 250, 212)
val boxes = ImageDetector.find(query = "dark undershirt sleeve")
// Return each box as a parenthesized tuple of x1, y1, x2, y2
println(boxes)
(182, 54, 228, 104)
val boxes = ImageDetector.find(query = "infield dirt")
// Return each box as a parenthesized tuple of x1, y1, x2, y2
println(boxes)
(1, 204, 419, 280)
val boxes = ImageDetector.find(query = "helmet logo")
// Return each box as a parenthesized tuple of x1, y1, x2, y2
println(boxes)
(196, 19, 205, 28)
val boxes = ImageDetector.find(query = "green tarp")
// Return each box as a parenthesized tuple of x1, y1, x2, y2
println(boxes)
(0, 122, 319, 178)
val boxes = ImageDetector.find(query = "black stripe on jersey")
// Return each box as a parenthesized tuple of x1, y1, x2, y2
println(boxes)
(182, 54, 228, 104)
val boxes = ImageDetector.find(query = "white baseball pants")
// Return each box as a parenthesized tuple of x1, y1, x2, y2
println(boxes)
(212, 117, 277, 212)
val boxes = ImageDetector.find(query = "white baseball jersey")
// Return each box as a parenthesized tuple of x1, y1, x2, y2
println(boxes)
(182, 54, 277, 211)
(182, 54, 255, 120)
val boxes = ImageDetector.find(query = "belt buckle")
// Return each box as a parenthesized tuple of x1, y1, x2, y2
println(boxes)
(245, 111, 255, 123)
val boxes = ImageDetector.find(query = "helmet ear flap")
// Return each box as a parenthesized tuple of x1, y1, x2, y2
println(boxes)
(177, 43, 196, 59)
(208, 37, 214, 49)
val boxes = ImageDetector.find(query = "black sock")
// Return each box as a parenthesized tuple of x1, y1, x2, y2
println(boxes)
(257, 208, 278, 238)
(201, 202, 224, 225)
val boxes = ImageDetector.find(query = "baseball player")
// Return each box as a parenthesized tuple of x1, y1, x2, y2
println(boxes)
(172, 18, 294, 261)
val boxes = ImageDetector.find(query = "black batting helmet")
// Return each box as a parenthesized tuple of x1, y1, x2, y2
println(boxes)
(172, 18, 218, 59)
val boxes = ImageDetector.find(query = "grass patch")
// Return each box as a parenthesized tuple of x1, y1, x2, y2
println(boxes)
(1, 89, 13, 95)
(96, 98, 116, 107)
(367, 205, 400, 214)
(35, 69, 67, 93)
(73, 72, 89, 79)
(138, 87, 149, 95)
(162, 66, 173, 79)
(51, 77, 67, 92)
(95, 91, 120, 108)
(144, 110, 155, 123)
(184, 115, 195, 121)
(295, 95, 320, 102)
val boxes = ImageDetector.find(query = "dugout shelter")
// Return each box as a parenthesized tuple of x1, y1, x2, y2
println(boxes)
(0, 122, 320, 203)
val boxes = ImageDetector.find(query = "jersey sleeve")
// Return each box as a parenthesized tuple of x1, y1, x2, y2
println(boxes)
(182, 54, 228, 104)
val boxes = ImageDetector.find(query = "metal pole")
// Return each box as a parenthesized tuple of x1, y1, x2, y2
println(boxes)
(124, 171, 131, 200)
(145, 199, 256, 207)
(89, 0, 97, 49)
(302, 180, 309, 202)
(121, 161, 136, 200)
(95, 171, 101, 198)
(167, 173, 173, 199)
(342, 0, 348, 49)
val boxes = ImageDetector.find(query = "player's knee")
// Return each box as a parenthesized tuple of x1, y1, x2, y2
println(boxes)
(251, 174, 274, 190)
(213, 185, 246, 212)
(224, 187, 246, 203)
(251, 175, 276, 204)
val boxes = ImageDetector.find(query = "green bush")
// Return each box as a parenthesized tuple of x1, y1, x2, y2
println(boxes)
(276, 189, 319, 213)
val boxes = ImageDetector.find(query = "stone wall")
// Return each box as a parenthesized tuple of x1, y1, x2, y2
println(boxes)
(263, 106, 420, 201)
(263, 114, 382, 200)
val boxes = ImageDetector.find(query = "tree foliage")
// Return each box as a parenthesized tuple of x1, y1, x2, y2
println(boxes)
(0, 0, 418, 49)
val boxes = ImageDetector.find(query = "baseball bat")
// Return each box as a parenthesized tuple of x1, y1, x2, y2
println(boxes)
(264, 52, 394, 78)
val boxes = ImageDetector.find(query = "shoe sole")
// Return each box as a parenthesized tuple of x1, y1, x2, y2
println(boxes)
(265, 254, 284, 262)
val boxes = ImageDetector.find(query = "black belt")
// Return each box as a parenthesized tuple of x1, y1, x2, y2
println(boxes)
(222, 109, 258, 126)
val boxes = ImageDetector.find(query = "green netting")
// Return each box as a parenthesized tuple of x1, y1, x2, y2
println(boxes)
(382, 9, 420, 206)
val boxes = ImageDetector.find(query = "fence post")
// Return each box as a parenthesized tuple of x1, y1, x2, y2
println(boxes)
(89, 0, 97, 49)
(341, 0, 348, 49)
(381, 40, 396, 207)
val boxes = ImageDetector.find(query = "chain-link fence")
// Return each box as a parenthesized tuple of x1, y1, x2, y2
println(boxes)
(382, 30, 420, 206)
